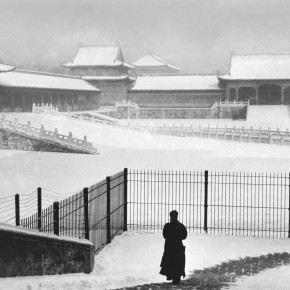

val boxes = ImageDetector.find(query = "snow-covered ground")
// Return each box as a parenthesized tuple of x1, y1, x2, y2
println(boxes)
(1, 231, 290, 290)
(1, 112, 290, 198)
(228, 265, 290, 290)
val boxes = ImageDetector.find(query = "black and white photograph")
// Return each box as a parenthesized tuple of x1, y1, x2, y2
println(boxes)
(1, 0, 290, 289)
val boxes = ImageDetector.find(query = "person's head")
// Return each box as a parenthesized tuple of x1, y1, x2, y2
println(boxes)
(170, 210, 178, 222)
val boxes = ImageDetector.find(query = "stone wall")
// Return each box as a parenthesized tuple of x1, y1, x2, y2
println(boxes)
(137, 106, 247, 119)
(0, 223, 94, 277)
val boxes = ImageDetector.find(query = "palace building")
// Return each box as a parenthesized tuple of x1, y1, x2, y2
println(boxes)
(0, 69, 99, 112)
(1, 49, 290, 114)
(131, 53, 180, 76)
(128, 74, 223, 108)
(218, 53, 290, 105)
(63, 45, 135, 105)
(0, 60, 15, 73)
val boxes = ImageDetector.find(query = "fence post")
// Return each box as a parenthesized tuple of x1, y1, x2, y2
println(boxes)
(15, 194, 20, 226)
(37, 187, 42, 231)
(106, 176, 111, 244)
(124, 168, 128, 232)
(83, 187, 89, 240)
(289, 173, 290, 238)
(204, 171, 208, 233)
(53, 202, 59, 236)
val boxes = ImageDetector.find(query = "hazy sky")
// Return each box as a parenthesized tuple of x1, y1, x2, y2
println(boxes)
(1, 0, 290, 73)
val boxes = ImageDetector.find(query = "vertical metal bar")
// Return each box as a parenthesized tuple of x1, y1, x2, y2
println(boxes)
(136, 169, 139, 230)
(65, 198, 67, 236)
(225, 171, 227, 234)
(68, 196, 71, 236)
(246, 172, 249, 236)
(288, 173, 290, 238)
(214, 171, 216, 234)
(106, 176, 111, 244)
(239, 172, 242, 236)
(262, 173, 264, 237)
(123, 168, 128, 232)
(145, 170, 147, 230)
(231, 172, 234, 235)
(161, 170, 163, 230)
(204, 170, 208, 233)
(37, 187, 42, 231)
(83, 187, 89, 240)
(53, 201, 59, 236)
(150, 170, 153, 230)
(15, 194, 20, 226)
(258, 173, 261, 237)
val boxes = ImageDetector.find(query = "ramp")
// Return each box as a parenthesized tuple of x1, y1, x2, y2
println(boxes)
(71, 111, 118, 124)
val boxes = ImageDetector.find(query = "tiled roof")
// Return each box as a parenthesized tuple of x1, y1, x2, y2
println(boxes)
(63, 45, 132, 68)
(131, 53, 180, 71)
(219, 53, 290, 80)
(0, 63, 15, 72)
(82, 75, 132, 81)
(0, 70, 99, 91)
(130, 75, 221, 91)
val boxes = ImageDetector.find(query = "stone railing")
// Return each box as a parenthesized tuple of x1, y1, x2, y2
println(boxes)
(68, 112, 148, 134)
(211, 100, 250, 108)
(32, 103, 59, 114)
(0, 115, 97, 154)
(115, 100, 139, 110)
(134, 123, 290, 146)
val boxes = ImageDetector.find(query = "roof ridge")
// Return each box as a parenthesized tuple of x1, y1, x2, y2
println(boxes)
(79, 44, 120, 48)
(232, 52, 290, 57)
(15, 69, 81, 79)
(151, 54, 168, 65)
(137, 73, 218, 77)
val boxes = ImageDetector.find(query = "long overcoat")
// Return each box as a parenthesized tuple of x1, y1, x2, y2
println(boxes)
(159, 220, 187, 278)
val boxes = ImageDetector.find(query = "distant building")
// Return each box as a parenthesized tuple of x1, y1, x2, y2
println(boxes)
(63, 45, 135, 105)
(0, 60, 15, 73)
(131, 53, 180, 76)
(128, 74, 223, 108)
(0, 69, 99, 112)
(218, 53, 290, 105)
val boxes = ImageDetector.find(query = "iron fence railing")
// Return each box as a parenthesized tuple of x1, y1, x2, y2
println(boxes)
(127, 170, 290, 238)
(1, 168, 290, 253)
(17, 170, 126, 253)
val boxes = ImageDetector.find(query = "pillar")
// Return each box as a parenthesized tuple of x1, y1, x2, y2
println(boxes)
(22, 95, 25, 111)
(235, 87, 238, 101)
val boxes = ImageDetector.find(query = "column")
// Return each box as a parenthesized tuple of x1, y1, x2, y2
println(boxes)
(22, 95, 25, 112)
(281, 84, 285, 105)
(255, 85, 258, 105)
(11, 94, 15, 111)
(235, 87, 239, 101)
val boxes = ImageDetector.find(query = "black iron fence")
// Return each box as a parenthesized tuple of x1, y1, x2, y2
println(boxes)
(127, 170, 290, 238)
(17, 170, 127, 253)
(1, 168, 290, 249)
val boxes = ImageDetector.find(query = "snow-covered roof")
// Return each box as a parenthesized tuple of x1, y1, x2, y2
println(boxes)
(131, 53, 180, 71)
(0, 62, 15, 72)
(63, 45, 133, 68)
(130, 75, 221, 91)
(0, 70, 99, 92)
(219, 53, 290, 80)
(82, 75, 133, 81)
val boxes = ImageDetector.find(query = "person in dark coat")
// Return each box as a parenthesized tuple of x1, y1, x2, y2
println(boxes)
(160, 210, 187, 285)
